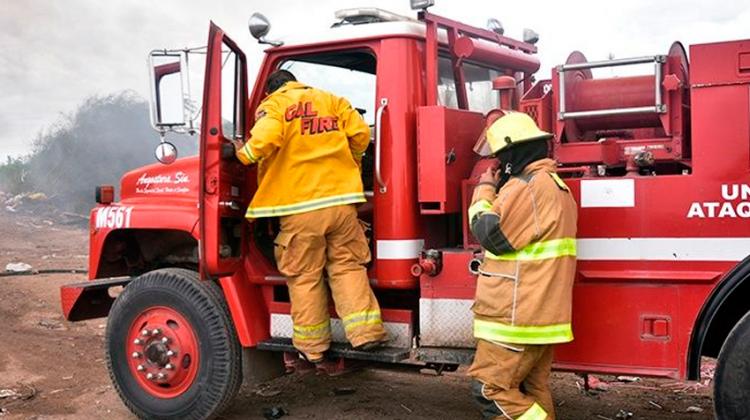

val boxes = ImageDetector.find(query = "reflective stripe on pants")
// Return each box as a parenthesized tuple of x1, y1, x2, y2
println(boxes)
(292, 320, 331, 341)
(517, 403, 547, 420)
(342, 309, 383, 332)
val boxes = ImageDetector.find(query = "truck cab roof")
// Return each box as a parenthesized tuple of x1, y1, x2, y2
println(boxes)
(284, 20, 428, 47)
(276, 8, 451, 50)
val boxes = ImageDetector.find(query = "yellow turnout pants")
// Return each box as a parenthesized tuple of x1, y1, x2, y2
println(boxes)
(274, 204, 388, 359)
(469, 340, 554, 420)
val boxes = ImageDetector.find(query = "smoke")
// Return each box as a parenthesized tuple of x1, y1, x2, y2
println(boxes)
(1, 90, 197, 214)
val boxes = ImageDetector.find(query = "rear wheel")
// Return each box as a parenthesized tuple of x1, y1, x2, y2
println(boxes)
(714, 310, 750, 419)
(106, 268, 241, 419)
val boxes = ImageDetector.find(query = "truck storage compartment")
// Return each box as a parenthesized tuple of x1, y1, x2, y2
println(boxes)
(416, 106, 484, 214)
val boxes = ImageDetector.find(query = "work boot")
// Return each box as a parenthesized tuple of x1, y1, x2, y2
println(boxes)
(284, 351, 317, 374)
(299, 351, 325, 364)
(355, 338, 389, 351)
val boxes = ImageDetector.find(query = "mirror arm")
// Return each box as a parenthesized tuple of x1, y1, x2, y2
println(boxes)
(183, 50, 195, 134)
(258, 37, 284, 47)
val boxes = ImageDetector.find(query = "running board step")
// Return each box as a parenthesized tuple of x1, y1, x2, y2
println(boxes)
(416, 347, 475, 365)
(257, 337, 411, 363)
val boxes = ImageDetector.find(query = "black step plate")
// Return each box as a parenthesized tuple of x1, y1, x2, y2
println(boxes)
(257, 337, 411, 363)
(416, 347, 475, 365)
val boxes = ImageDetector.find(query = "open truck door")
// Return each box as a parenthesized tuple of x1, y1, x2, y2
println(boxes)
(199, 22, 249, 277)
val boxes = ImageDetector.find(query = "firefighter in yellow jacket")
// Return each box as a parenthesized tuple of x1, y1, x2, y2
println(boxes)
(231, 70, 388, 362)
(467, 112, 577, 420)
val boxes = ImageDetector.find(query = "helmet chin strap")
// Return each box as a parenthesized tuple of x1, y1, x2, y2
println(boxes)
(497, 160, 513, 192)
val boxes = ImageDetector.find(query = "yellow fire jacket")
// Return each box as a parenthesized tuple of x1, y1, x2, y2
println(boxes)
(236, 81, 370, 218)
(467, 159, 578, 345)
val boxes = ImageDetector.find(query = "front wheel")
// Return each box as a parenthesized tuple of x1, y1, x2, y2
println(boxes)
(106, 268, 241, 420)
(714, 310, 750, 419)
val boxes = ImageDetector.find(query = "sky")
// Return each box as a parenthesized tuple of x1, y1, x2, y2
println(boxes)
(1, 0, 749, 160)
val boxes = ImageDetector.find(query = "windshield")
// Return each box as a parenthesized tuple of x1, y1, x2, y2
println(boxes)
(438, 56, 505, 114)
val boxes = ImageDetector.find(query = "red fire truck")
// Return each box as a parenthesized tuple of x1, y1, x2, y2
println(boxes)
(60, 4, 750, 419)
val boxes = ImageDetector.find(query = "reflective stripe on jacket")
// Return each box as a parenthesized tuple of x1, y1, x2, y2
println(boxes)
(236, 81, 370, 218)
(468, 158, 578, 344)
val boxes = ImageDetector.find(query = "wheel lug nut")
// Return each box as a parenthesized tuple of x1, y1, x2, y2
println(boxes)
(131, 352, 141, 359)
(151, 329, 161, 336)
(133, 338, 142, 345)
(136, 364, 145, 372)
(157, 372, 166, 380)
(166, 350, 176, 357)
(146, 373, 154, 380)
(161, 337, 170, 344)
(165, 363, 174, 370)
(141, 329, 149, 336)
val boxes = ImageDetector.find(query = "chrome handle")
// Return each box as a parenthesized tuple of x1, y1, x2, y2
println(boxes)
(374, 98, 388, 194)
(219, 200, 241, 211)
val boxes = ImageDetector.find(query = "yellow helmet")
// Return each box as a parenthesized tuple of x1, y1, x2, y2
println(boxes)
(486, 111, 552, 154)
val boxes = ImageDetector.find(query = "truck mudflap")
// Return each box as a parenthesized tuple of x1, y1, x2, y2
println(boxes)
(60, 277, 132, 321)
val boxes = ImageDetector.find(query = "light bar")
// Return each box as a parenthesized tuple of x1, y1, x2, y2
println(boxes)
(410, 0, 435, 11)
(487, 18, 504, 35)
(523, 28, 539, 45)
(335, 8, 413, 23)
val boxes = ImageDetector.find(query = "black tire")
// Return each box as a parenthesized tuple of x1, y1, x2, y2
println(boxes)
(715, 310, 750, 419)
(106, 268, 242, 420)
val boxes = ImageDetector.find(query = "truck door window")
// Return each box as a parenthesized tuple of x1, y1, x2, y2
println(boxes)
(463, 62, 503, 113)
(438, 56, 504, 113)
(221, 46, 244, 140)
(437, 56, 458, 109)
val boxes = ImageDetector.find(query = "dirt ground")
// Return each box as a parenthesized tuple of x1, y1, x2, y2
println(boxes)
(0, 212, 714, 419)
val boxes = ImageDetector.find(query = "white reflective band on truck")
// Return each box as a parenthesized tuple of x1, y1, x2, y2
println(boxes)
(376, 239, 424, 260)
(577, 237, 750, 261)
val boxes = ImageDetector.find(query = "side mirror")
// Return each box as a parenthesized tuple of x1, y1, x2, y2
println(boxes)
(248, 13, 283, 47)
(148, 51, 188, 129)
(248, 13, 270, 39)
(155, 141, 178, 165)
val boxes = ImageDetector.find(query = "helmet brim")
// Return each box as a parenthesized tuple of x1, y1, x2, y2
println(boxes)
(493, 133, 553, 154)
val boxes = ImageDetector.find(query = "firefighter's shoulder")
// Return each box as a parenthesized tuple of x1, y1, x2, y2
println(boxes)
(255, 95, 283, 119)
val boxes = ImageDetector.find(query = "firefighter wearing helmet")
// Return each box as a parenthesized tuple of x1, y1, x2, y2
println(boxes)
(231, 70, 388, 363)
(467, 112, 578, 420)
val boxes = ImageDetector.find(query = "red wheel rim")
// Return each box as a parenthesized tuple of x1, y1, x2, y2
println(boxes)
(126, 306, 200, 398)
